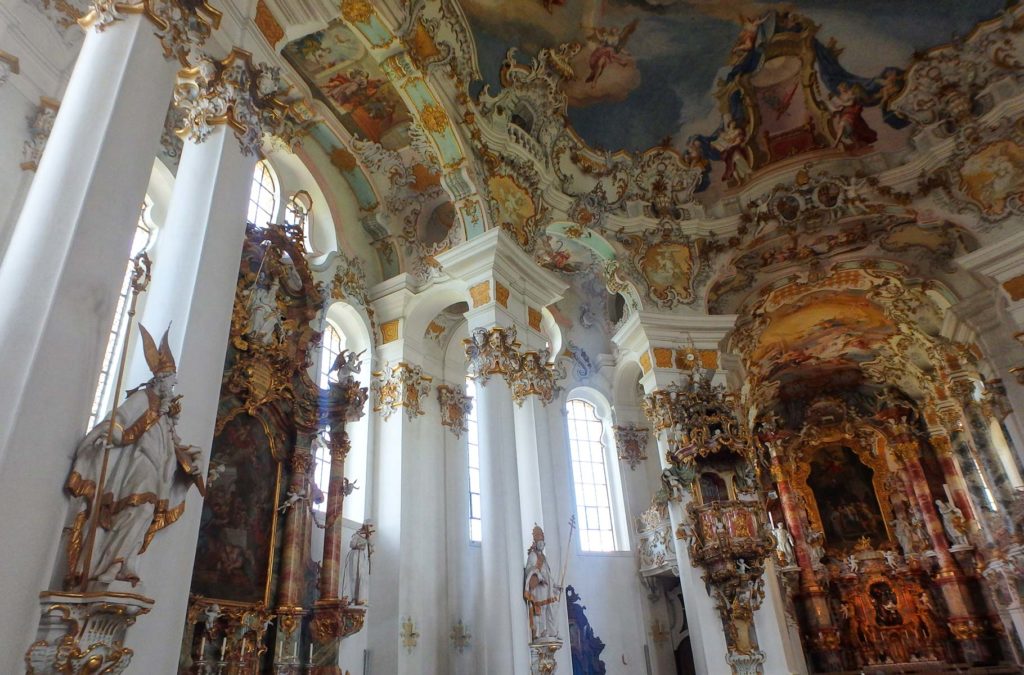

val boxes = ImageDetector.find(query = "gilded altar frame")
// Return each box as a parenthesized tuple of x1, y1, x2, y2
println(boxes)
(785, 425, 896, 547)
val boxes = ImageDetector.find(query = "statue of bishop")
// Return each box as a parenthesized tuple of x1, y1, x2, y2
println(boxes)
(64, 325, 205, 591)
(524, 525, 560, 642)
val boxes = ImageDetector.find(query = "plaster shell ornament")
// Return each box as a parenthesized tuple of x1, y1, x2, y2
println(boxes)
(613, 423, 648, 470)
(436, 383, 473, 438)
(371, 362, 433, 421)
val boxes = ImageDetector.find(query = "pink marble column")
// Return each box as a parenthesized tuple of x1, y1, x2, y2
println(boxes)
(899, 446, 990, 662)
(318, 432, 350, 601)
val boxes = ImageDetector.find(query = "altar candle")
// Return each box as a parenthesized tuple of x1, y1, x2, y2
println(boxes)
(309, 644, 314, 663)
(221, 637, 227, 660)
(199, 636, 206, 658)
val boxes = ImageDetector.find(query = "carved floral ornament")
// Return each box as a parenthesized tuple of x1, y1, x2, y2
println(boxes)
(80, 0, 221, 65)
(372, 362, 433, 421)
(173, 48, 294, 156)
(613, 424, 648, 470)
(437, 384, 473, 438)
(463, 326, 563, 406)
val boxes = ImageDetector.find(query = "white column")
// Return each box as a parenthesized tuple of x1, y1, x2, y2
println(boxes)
(437, 229, 569, 674)
(755, 560, 809, 675)
(126, 126, 256, 671)
(365, 278, 449, 675)
(0, 15, 176, 669)
(472, 361, 533, 673)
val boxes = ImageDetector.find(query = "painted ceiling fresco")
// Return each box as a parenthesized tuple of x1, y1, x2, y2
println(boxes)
(466, 0, 1004, 174)
(284, 20, 413, 149)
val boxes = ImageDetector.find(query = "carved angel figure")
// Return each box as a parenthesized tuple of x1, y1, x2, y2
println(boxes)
(936, 499, 970, 547)
(64, 325, 204, 590)
(331, 348, 365, 381)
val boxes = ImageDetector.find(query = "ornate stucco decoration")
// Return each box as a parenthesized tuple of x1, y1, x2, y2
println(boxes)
(437, 384, 473, 438)
(891, 5, 1024, 135)
(914, 115, 1024, 225)
(21, 97, 60, 172)
(637, 501, 676, 576)
(217, 222, 323, 436)
(464, 326, 563, 406)
(643, 372, 754, 466)
(26, 593, 152, 674)
(509, 349, 562, 407)
(372, 362, 433, 421)
(396, 0, 480, 79)
(80, 0, 221, 64)
(613, 424, 648, 470)
(173, 48, 292, 156)
(465, 326, 522, 382)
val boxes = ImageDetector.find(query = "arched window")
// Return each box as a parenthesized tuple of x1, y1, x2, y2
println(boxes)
(312, 322, 347, 508)
(466, 378, 482, 543)
(247, 160, 278, 226)
(87, 204, 156, 429)
(566, 397, 627, 552)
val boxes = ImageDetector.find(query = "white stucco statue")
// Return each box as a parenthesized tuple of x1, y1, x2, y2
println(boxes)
(64, 325, 204, 590)
(342, 523, 373, 605)
(524, 525, 560, 642)
(773, 521, 796, 566)
(936, 499, 970, 547)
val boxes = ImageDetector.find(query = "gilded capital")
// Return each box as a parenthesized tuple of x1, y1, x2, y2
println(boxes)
(81, 0, 221, 65)
(173, 48, 292, 156)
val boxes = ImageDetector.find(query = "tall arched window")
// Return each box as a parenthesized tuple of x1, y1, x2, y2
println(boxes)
(466, 378, 482, 543)
(566, 397, 627, 552)
(312, 322, 347, 508)
(87, 205, 155, 429)
(247, 160, 278, 226)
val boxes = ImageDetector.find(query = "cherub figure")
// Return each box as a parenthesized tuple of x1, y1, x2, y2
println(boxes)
(331, 348, 365, 381)
(584, 20, 639, 85)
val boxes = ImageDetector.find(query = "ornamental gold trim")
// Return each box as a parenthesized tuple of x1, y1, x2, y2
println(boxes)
(379, 319, 400, 344)
(254, 0, 283, 47)
(419, 104, 450, 134)
(340, 0, 373, 24)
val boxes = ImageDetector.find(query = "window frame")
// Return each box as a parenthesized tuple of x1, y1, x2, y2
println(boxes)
(312, 321, 347, 511)
(87, 202, 157, 430)
(466, 377, 483, 544)
(247, 159, 279, 226)
(564, 390, 630, 554)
